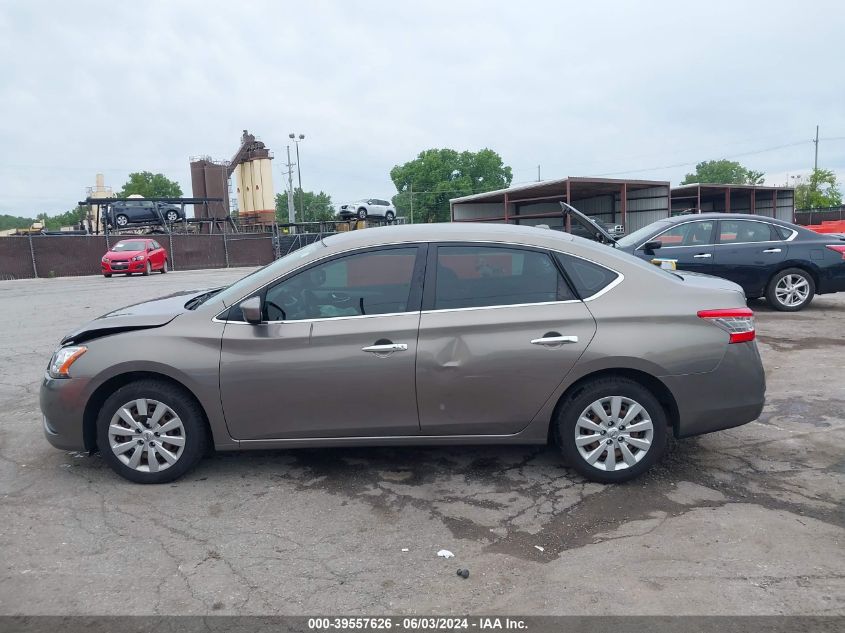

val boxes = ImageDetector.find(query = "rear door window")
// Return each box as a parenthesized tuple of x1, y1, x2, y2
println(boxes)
(554, 254, 620, 299)
(718, 220, 776, 243)
(433, 245, 574, 310)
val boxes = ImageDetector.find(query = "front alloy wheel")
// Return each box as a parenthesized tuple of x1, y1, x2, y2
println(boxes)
(107, 399, 186, 473)
(97, 380, 207, 483)
(165, 210, 179, 223)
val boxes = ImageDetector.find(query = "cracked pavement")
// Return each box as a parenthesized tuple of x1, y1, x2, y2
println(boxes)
(0, 269, 843, 615)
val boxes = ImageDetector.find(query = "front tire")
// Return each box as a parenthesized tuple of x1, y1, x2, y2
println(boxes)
(143, 261, 151, 276)
(103, 273, 112, 278)
(357, 208, 368, 220)
(96, 380, 208, 484)
(766, 268, 815, 311)
(555, 377, 668, 483)
(115, 214, 129, 228)
(165, 210, 179, 223)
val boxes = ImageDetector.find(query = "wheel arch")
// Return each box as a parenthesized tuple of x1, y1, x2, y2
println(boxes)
(767, 261, 820, 290)
(83, 370, 212, 452)
(547, 368, 680, 444)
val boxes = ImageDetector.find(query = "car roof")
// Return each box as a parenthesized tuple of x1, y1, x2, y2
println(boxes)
(663, 213, 792, 226)
(322, 222, 576, 250)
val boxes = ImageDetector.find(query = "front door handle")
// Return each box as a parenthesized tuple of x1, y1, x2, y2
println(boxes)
(531, 335, 579, 346)
(693, 253, 712, 258)
(762, 248, 782, 253)
(361, 343, 408, 354)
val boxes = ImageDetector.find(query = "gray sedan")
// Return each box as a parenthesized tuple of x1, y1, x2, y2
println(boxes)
(41, 223, 765, 484)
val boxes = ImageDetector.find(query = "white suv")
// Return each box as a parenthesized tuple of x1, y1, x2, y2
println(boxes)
(339, 198, 396, 221)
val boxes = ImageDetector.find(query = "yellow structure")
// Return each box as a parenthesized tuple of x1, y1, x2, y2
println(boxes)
(87, 173, 114, 233)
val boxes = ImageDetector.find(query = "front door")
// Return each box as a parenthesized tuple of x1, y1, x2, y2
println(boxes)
(416, 244, 597, 435)
(712, 219, 787, 296)
(641, 219, 716, 274)
(219, 245, 426, 440)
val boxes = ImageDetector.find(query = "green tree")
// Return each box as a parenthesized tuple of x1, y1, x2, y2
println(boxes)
(38, 205, 88, 230)
(118, 171, 183, 198)
(0, 214, 36, 231)
(794, 168, 842, 209)
(682, 160, 765, 185)
(390, 148, 513, 223)
(274, 189, 335, 223)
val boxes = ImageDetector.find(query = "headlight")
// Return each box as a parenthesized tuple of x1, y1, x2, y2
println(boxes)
(48, 346, 87, 379)
(101, 256, 109, 263)
(131, 255, 144, 261)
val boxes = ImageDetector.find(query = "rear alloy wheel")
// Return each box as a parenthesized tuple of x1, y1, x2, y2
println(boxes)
(766, 268, 815, 312)
(556, 377, 667, 483)
(159, 259, 168, 274)
(97, 380, 208, 483)
(357, 208, 368, 220)
(143, 261, 151, 276)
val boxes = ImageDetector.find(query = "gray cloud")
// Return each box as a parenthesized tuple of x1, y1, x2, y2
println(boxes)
(1, 0, 843, 215)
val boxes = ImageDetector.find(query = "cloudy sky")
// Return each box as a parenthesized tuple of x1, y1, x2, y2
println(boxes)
(1, 0, 844, 216)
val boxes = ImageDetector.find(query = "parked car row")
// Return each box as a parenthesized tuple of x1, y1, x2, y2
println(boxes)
(44, 223, 764, 485)
(564, 204, 845, 311)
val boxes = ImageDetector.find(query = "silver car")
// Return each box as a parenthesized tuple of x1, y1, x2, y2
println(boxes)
(339, 198, 396, 221)
(41, 223, 765, 484)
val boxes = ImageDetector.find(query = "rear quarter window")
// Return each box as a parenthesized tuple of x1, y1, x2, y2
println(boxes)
(554, 253, 620, 299)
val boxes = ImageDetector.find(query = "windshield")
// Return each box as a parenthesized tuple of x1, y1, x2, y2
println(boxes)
(214, 240, 326, 307)
(112, 241, 147, 252)
(616, 221, 671, 248)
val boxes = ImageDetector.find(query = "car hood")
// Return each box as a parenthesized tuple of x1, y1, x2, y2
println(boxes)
(60, 288, 214, 345)
(106, 249, 144, 260)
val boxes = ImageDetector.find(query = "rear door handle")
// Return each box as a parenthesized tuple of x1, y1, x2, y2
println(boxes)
(361, 343, 408, 354)
(762, 248, 782, 253)
(693, 253, 712, 258)
(531, 335, 579, 346)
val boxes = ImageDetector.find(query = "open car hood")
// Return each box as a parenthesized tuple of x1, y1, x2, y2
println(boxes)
(60, 288, 214, 345)
(559, 202, 618, 246)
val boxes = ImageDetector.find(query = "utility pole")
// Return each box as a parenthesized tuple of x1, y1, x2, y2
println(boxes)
(813, 125, 819, 172)
(537, 165, 541, 182)
(284, 146, 296, 227)
(409, 182, 414, 224)
(289, 133, 305, 222)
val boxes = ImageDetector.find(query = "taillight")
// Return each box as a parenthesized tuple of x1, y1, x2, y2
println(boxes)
(697, 308, 755, 344)
(825, 245, 845, 260)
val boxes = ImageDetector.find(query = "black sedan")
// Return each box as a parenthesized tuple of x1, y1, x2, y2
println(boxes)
(613, 213, 845, 311)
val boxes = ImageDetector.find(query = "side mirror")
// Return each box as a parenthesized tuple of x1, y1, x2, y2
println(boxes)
(642, 240, 662, 255)
(240, 296, 263, 324)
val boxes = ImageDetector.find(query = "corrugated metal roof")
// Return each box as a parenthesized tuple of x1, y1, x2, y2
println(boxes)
(451, 177, 670, 204)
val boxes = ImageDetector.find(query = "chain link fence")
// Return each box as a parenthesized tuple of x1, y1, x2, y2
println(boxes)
(0, 232, 282, 280)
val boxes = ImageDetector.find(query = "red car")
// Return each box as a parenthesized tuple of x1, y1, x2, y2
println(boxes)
(101, 238, 168, 277)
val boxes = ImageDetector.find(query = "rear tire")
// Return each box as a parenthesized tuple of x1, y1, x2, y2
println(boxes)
(385, 210, 395, 222)
(766, 268, 815, 311)
(159, 259, 168, 274)
(96, 380, 208, 484)
(555, 377, 668, 483)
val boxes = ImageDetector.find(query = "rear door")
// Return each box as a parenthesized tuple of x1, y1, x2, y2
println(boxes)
(643, 219, 716, 274)
(415, 243, 597, 435)
(712, 219, 787, 296)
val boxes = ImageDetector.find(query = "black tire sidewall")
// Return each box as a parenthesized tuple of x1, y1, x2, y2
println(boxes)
(386, 211, 395, 221)
(96, 380, 207, 484)
(116, 215, 128, 226)
(357, 208, 367, 219)
(160, 259, 168, 273)
(143, 261, 151, 275)
(556, 377, 668, 483)
(166, 211, 179, 223)
(766, 268, 815, 312)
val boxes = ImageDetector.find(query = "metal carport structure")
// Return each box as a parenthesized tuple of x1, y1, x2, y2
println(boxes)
(670, 183, 795, 221)
(450, 177, 671, 233)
